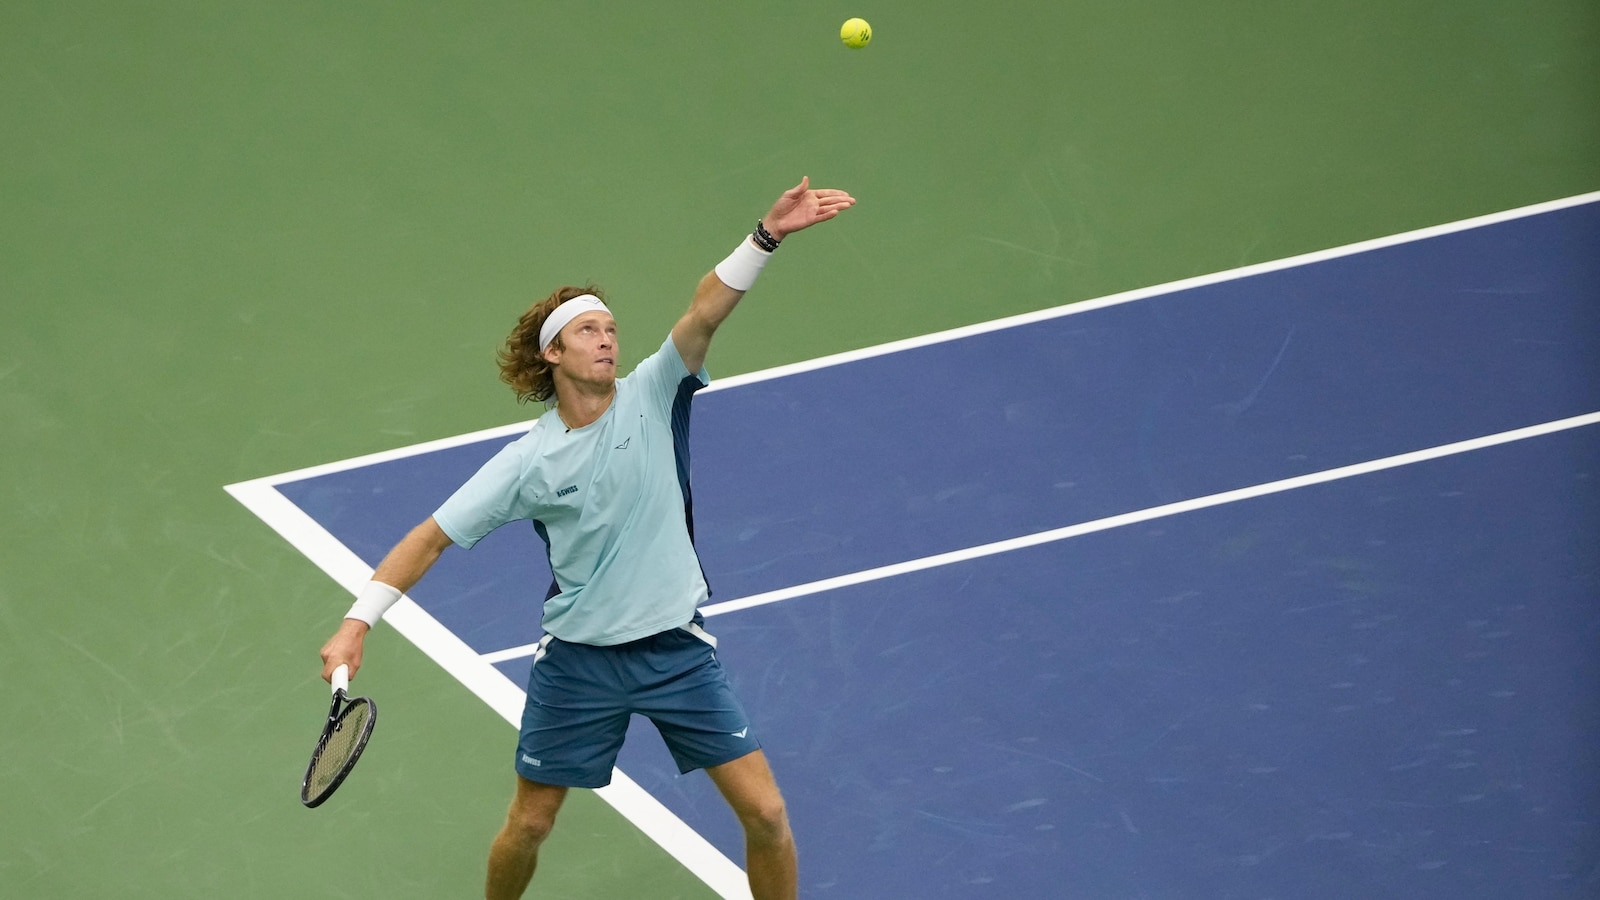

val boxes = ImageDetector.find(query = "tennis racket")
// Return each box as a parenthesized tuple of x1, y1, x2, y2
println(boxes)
(300, 664, 378, 808)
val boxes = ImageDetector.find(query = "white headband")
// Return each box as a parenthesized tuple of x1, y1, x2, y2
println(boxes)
(538, 294, 612, 352)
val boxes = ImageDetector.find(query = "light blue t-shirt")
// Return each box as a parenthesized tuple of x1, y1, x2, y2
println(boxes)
(433, 334, 710, 646)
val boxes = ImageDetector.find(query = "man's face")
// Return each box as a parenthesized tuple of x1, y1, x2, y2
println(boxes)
(546, 311, 618, 387)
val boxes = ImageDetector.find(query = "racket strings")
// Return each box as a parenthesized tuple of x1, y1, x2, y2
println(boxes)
(306, 699, 373, 796)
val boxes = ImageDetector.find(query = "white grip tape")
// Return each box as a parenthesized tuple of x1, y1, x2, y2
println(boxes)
(712, 237, 772, 292)
(332, 664, 350, 695)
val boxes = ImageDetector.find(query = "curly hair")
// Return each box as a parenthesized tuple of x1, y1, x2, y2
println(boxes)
(497, 284, 608, 404)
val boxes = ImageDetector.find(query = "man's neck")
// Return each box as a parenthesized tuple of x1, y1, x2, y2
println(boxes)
(555, 384, 616, 431)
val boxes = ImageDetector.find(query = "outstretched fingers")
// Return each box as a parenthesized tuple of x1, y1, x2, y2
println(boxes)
(808, 189, 856, 224)
(814, 189, 856, 210)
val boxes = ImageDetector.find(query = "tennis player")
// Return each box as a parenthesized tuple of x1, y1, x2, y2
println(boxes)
(319, 177, 854, 900)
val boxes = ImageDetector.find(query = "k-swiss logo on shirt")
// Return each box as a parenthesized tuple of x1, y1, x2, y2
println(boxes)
(555, 485, 579, 497)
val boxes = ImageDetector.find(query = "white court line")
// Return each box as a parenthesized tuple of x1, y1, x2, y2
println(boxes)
(695, 411, 1600, 619)
(221, 479, 757, 900)
(224, 190, 1598, 898)
(710, 189, 1600, 390)
(462, 411, 1600, 668)
(244, 189, 1600, 486)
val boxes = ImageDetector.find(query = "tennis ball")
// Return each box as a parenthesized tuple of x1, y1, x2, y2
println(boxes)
(840, 18, 871, 49)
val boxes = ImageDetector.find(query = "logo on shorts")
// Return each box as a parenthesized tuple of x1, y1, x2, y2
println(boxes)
(731, 727, 748, 739)
(522, 754, 542, 767)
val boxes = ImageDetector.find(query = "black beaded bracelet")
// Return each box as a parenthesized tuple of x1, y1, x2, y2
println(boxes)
(752, 220, 782, 252)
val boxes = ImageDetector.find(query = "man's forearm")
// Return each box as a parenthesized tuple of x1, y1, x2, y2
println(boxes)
(371, 518, 453, 594)
(673, 268, 747, 373)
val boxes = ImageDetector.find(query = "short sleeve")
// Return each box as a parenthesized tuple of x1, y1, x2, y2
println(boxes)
(432, 441, 527, 549)
(627, 334, 709, 412)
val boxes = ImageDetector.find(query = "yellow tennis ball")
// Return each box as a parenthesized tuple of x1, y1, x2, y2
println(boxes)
(840, 18, 871, 49)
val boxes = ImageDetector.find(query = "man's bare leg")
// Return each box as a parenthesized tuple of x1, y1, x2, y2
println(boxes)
(485, 775, 568, 900)
(706, 750, 797, 900)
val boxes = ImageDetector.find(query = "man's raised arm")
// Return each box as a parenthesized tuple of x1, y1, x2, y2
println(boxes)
(672, 176, 855, 373)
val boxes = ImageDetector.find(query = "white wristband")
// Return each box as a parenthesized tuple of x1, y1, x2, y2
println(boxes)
(346, 581, 403, 626)
(713, 237, 773, 292)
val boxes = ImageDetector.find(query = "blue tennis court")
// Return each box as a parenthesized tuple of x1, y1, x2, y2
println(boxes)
(233, 195, 1599, 897)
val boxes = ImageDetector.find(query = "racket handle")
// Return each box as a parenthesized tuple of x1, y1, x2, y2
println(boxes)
(332, 664, 350, 695)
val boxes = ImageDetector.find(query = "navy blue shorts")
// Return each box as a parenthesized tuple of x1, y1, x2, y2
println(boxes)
(515, 620, 760, 788)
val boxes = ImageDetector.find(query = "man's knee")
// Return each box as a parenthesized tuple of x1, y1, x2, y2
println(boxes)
(735, 792, 792, 846)
(503, 780, 566, 848)
(504, 805, 557, 847)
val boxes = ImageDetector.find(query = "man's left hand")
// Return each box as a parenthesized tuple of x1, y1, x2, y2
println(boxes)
(762, 177, 856, 240)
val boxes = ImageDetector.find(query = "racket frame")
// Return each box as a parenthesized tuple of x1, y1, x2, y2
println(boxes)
(300, 664, 378, 808)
